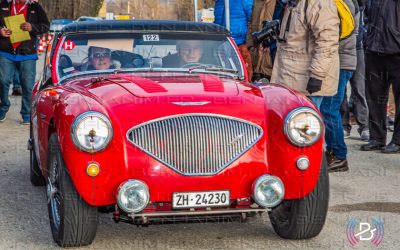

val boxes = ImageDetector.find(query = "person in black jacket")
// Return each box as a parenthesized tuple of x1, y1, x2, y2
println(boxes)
(361, 0, 400, 153)
(0, 0, 49, 124)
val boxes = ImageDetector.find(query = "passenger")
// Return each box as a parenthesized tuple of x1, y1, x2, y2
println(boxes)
(163, 40, 204, 67)
(87, 46, 114, 70)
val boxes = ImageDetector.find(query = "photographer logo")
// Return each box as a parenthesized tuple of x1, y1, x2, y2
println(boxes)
(346, 217, 384, 247)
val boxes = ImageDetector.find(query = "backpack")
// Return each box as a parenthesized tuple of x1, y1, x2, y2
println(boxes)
(305, 0, 356, 40)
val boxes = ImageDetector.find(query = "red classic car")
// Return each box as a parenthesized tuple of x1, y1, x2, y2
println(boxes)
(29, 20, 329, 247)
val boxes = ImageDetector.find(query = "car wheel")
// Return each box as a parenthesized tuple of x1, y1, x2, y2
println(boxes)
(30, 124, 45, 186)
(46, 133, 98, 247)
(268, 155, 329, 239)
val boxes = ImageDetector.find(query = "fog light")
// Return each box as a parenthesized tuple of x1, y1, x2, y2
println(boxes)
(253, 175, 284, 208)
(117, 180, 149, 213)
(296, 157, 310, 170)
(86, 163, 100, 177)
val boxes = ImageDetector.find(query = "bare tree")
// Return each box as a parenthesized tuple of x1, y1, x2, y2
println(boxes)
(40, 0, 105, 20)
(40, 0, 216, 21)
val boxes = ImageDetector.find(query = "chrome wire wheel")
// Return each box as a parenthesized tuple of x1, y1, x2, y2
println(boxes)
(47, 154, 61, 228)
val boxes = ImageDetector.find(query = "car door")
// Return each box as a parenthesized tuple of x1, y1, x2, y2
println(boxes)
(32, 38, 57, 173)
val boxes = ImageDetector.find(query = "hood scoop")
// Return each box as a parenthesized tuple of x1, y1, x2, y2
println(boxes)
(108, 74, 238, 97)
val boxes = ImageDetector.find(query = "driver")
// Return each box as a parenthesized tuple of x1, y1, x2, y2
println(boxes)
(163, 40, 204, 67)
(87, 46, 114, 70)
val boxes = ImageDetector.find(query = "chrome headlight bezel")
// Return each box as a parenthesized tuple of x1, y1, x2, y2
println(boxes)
(71, 111, 113, 153)
(284, 107, 323, 147)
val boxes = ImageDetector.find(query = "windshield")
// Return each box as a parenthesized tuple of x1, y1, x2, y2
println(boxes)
(56, 33, 244, 80)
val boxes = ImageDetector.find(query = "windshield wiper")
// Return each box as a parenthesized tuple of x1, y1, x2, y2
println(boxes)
(204, 66, 238, 74)
(187, 64, 238, 74)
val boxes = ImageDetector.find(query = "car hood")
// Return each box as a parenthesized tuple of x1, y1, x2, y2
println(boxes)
(65, 73, 266, 128)
(87, 73, 239, 98)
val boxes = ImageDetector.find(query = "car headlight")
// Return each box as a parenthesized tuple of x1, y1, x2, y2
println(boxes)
(71, 111, 113, 153)
(284, 107, 323, 147)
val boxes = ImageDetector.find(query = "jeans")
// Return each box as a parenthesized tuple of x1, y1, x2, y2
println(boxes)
(13, 73, 21, 89)
(320, 70, 354, 160)
(308, 96, 324, 109)
(341, 49, 369, 133)
(0, 56, 36, 116)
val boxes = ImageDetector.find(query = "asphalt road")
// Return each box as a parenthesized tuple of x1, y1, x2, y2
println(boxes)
(0, 60, 399, 249)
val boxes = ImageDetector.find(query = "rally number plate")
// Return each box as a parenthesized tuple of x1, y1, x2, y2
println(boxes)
(173, 191, 230, 209)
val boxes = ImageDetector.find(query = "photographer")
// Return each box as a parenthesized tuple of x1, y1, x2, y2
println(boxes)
(247, 0, 277, 81)
(270, 0, 340, 106)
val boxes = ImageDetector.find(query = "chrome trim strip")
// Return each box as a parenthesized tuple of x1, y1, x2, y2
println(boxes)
(171, 101, 211, 106)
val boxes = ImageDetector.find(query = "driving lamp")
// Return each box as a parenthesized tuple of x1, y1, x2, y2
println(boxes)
(284, 108, 323, 147)
(117, 180, 150, 213)
(253, 175, 285, 208)
(71, 111, 113, 153)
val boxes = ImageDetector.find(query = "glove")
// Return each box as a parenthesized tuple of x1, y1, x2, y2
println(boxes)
(306, 77, 322, 94)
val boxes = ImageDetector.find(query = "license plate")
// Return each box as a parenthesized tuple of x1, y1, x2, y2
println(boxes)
(173, 191, 230, 209)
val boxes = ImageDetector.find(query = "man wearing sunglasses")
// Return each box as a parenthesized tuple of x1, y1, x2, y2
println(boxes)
(87, 46, 114, 71)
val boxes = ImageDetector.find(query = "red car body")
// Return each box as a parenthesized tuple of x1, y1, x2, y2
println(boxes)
(30, 20, 328, 247)
(33, 74, 323, 206)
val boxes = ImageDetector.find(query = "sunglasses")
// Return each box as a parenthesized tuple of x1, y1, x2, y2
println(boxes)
(91, 52, 111, 59)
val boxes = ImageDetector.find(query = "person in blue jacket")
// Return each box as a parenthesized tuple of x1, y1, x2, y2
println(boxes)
(214, 0, 254, 81)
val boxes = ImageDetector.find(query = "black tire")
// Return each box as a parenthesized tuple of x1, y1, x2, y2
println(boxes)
(46, 133, 98, 247)
(269, 155, 329, 239)
(30, 124, 45, 186)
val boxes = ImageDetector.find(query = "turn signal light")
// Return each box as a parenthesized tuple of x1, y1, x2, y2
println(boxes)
(86, 163, 100, 177)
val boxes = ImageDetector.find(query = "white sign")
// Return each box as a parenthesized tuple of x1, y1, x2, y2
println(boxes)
(201, 8, 215, 23)
(106, 12, 114, 20)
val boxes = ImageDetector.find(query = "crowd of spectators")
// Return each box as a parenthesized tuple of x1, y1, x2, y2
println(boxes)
(214, 0, 399, 172)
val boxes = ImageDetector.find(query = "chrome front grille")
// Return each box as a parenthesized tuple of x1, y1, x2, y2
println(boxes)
(127, 114, 263, 176)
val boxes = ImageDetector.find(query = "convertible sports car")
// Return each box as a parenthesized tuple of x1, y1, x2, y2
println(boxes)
(29, 20, 329, 247)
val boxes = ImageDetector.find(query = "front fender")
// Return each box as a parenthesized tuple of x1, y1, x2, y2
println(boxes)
(261, 84, 324, 199)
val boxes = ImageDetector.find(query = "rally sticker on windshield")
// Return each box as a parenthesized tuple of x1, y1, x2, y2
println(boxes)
(63, 40, 75, 51)
(143, 34, 159, 41)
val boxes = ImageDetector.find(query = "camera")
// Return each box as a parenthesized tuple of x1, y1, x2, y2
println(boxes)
(252, 19, 280, 48)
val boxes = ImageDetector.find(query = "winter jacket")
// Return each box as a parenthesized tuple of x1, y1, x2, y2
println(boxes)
(365, 0, 400, 54)
(214, 0, 253, 46)
(270, 0, 340, 96)
(0, 0, 49, 55)
(246, 0, 277, 77)
(339, 0, 358, 70)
